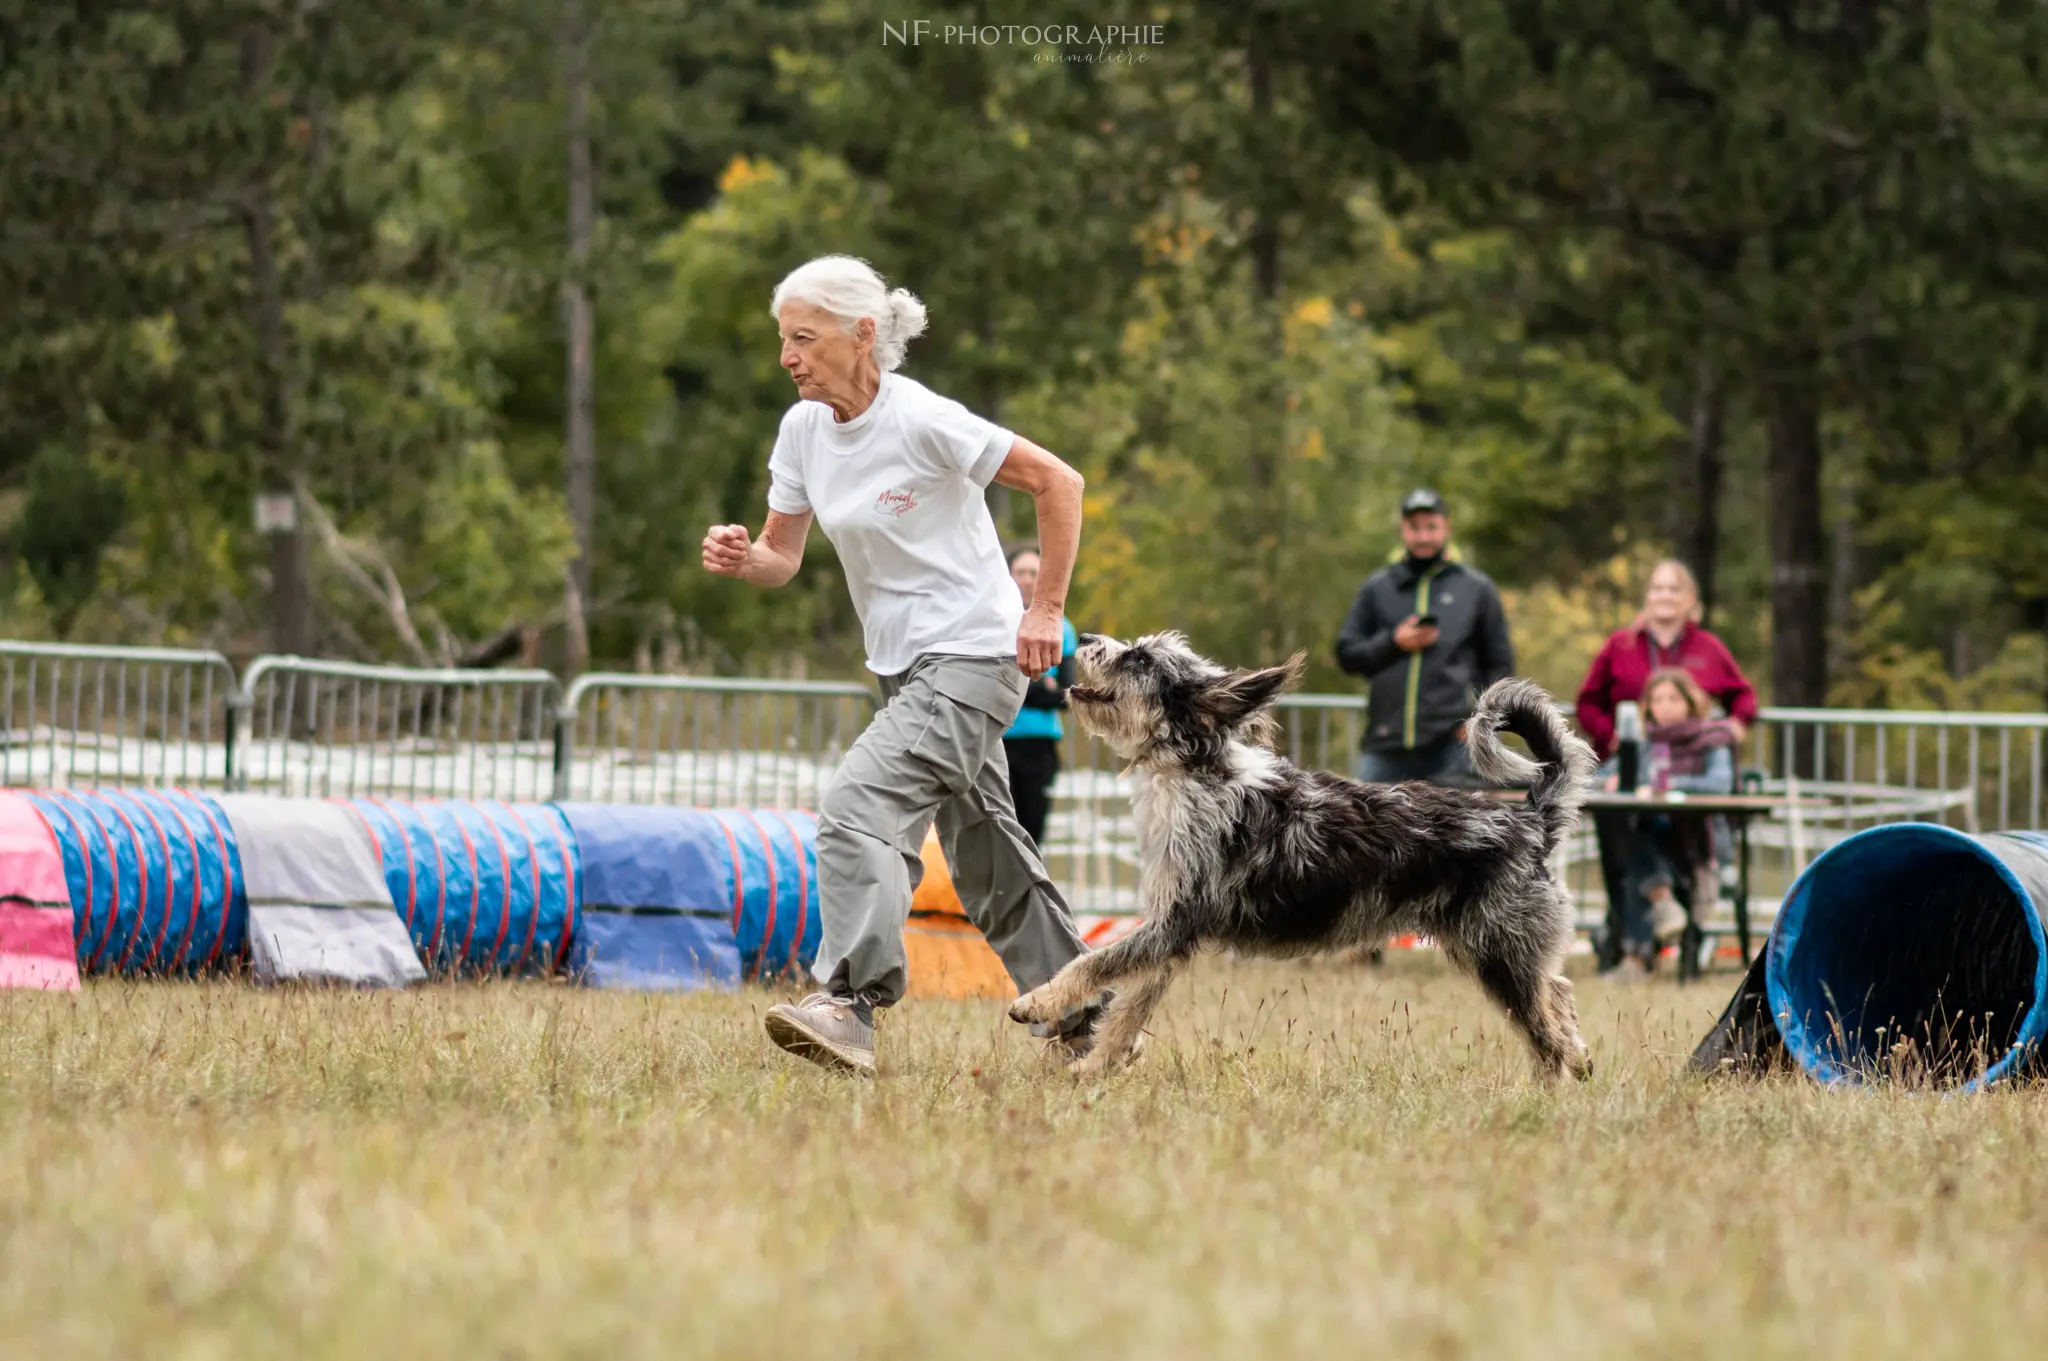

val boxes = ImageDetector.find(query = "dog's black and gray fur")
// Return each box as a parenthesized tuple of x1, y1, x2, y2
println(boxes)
(1010, 631, 1597, 1080)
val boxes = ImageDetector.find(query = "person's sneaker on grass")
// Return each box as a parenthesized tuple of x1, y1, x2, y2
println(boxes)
(1605, 954, 1651, 984)
(764, 991, 877, 1074)
(1649, 890, 1689, 944)
(1694, 867, 1725, 923)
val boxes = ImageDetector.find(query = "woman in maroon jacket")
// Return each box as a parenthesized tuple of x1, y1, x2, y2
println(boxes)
(1576, 559, 1759, 975)
(1576, 559, 1758, 759)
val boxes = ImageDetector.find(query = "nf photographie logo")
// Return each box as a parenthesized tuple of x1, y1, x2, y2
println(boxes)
(882, 20, 1166, 59)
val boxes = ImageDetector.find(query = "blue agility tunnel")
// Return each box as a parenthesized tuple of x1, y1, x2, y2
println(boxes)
(1698, 824, 2048, 1089)
(22, 789, 247, 975)
(715, 808, 819, 980)
(3, 786, 828, 990)
(348, 800, 579, 976)
(554, 805, 818, 985)
(557, 803, 742, 990)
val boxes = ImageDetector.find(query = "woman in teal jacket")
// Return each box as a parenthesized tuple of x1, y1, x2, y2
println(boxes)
(1001, 547, 1076, 850)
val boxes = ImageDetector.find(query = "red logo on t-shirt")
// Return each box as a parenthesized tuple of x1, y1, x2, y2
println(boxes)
(875, 488, 919, 517)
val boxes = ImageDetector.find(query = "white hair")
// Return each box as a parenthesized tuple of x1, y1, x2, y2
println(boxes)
(769, 255, 930, 372)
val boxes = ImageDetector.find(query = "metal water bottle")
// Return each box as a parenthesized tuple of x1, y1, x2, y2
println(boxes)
(1616, 700, 1643, 791)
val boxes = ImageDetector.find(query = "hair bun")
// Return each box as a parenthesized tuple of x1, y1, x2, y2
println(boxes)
(885, 288, 930, 345)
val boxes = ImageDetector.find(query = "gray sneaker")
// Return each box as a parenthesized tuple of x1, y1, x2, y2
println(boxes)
(764, 991, 877, 1074)
(1649, 892, 1690, 944)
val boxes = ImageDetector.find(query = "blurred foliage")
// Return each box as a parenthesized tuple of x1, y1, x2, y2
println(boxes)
(1497, 545, 1670, 705)
(1, 1, 2043, 709)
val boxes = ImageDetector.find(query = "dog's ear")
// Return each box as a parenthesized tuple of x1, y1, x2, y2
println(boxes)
(1197, 652, 1306, 729)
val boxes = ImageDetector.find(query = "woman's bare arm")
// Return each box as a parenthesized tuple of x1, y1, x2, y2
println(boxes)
(701, 510, 814, 587)
(992, 437, 1084, 676)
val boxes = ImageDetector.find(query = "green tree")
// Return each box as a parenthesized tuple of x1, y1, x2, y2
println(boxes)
(1338, 0, 2048, 707)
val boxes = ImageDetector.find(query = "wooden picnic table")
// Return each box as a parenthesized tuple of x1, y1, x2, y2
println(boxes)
(1577, 789, 1833, 981)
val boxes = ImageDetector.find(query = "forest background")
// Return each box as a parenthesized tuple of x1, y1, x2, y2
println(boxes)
(6, 1, 2046, 712)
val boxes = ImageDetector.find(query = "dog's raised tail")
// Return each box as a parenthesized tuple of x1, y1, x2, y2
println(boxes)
(1467, 677, 1597, 854)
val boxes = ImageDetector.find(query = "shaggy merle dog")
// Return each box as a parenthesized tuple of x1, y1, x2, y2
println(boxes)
(1009, 631, 1597, 1081)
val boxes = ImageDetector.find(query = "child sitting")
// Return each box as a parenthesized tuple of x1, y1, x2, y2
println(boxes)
(1604, 667, 1739, 974)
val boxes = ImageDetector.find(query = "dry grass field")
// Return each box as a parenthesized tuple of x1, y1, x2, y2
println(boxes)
(3, 954, 2046, 1360)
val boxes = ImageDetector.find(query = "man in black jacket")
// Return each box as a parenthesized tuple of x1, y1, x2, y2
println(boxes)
(1335, 489, 1516, 786)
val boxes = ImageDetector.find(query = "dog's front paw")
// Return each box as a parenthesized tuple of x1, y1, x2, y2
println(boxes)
(1068, 1045, 1139, 1079)
(1067, 1030, 1146, 1079)
(1008, 988, 1057, 1025)
(1067, 1051, 1112, 1079)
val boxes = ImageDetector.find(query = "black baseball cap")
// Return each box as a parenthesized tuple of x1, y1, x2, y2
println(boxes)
(1400, 487, 1447, 517)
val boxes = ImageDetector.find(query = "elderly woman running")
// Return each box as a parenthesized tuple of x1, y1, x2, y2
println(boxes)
(702, 255, 1099, 1073)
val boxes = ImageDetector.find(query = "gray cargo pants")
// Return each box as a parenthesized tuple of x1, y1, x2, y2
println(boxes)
(812, 652, 1088, 1008)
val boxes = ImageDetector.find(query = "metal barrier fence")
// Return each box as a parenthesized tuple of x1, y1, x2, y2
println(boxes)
(1, 638, 2041, 928)
(233, 657, 561, 800)
(0, 642, 239, 789)
(1274, 693, 1372, 774)
(1747, 707, 2048, 879)
(555, 673, 878, 809)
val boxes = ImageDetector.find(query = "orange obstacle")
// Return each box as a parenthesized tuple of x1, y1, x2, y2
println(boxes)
(903, 828, 1013, 999)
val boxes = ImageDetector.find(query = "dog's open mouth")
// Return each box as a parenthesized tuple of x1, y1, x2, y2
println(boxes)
(1067, 685, 1107, 703)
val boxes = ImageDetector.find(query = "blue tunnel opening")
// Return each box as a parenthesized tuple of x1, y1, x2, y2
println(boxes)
(1766, 824, 2048, 1090)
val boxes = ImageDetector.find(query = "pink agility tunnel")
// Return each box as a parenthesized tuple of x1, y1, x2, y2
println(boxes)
(0, 793, 80, 991)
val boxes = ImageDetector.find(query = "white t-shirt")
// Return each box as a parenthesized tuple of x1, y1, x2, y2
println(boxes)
(765, 372, 1022, 675)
